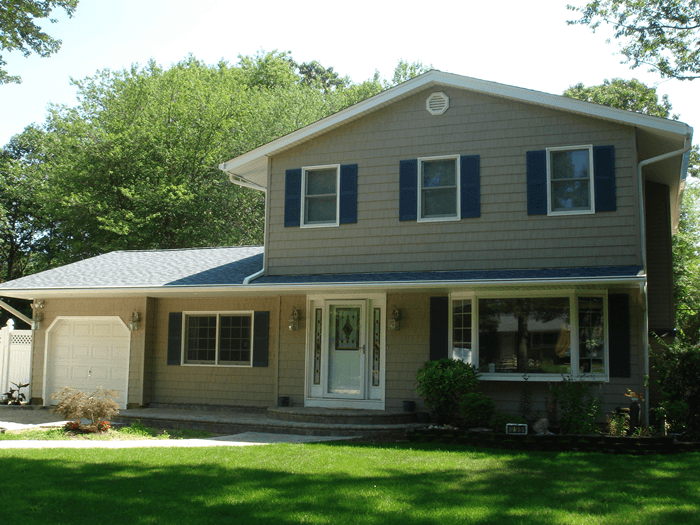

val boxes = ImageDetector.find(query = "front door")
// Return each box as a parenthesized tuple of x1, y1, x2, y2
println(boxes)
(306, 295, 385, 409)
(326, 302, 366, 399)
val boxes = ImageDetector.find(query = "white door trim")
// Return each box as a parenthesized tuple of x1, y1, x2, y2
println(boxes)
(43, 316, 131, 408)
(305, 293, 386, 410)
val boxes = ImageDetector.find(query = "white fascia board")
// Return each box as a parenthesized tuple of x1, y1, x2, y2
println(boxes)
(218, 70, 692, 190)
(0, 274, 646, 300)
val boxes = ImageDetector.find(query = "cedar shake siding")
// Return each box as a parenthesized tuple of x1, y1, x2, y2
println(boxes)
(267, 87, 640, 276)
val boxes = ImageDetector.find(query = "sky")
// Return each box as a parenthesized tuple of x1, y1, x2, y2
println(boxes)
(1, 0, 697, 147)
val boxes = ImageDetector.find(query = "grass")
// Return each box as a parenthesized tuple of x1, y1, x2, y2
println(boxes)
(0, 442, 698, 524)
(0, 420, 215, 441)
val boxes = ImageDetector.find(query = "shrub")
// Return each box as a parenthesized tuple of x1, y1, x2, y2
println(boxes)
(415, 359, 480, 425)
(51, 387, 119, 432)
(550, 377, 601, 434)
(606, 413, 629, 436)
(459, 392, 495, 427)
(651, 336, 700, 437)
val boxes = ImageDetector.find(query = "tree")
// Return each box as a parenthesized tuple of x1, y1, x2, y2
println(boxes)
(388, 59, 432, 86)
(673, 172, 700, 343)
(567, 0, 700, 80)
(40, 56, 266, 265)
(0, 125, 51, 282)
(563, 78, 676, 117)
(0, 0, 79, 84)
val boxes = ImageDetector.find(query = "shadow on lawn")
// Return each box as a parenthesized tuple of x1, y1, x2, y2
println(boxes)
(0, 443, 698, 524)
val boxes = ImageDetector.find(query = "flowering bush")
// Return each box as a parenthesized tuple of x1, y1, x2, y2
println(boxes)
(64, 419, 82, 432)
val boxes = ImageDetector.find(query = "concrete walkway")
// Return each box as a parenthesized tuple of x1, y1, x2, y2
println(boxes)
(0, 408, 358, 448)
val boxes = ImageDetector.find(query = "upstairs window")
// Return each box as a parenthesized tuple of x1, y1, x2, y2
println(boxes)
(547, 146, 594, 214)
(302, 165, 339, 226)
(418, 155, 460, 221)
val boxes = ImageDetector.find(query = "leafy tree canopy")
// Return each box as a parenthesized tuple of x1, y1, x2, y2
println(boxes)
(0, 0, 79, 84)
(563, 77, 677, 118)
(567, 0, 700, 80)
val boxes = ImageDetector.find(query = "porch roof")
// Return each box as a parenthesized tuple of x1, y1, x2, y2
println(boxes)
(254, 265, 645, 286)
(0, 243, 644, 299)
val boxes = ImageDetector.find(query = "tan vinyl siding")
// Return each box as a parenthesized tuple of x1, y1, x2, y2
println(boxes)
(149, 296, 279, 407)
(267, 87, 641, 276)
(277, 295, 306, 406)
(645, 180, 675, 331)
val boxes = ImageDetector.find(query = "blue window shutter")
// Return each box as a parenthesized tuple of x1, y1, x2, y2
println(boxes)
(430, 297, 449, 361)
(339, 164, 358, 224)
(526, 150, 547, 215)
(399, 159, 418, 221)
(253, 311, 270, 367)
(608, 294, 630, 378)
(460, 155, 480, 218)
(594, 145, 616, 212)
(284, 169, 301, 227)
(167, 312, 182, 366)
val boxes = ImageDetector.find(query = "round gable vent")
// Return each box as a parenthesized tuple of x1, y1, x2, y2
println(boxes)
(426, 92, 449, 115)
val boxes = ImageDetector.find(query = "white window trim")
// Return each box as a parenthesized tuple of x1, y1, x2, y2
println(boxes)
(181, 311, 254, 367)
(300, 164, 340, 228)
(546, 145, 595, 216)
(449, 290, 609, 382)
(417, 154, 461, 223)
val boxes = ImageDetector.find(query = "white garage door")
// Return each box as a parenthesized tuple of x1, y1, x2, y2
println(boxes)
(45, 317, 130, 409)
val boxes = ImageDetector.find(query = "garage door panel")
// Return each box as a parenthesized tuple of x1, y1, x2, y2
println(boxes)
(55, 344, 72, 358)
(73, 345, 89, 359)
(91, 344, 111, 360)
(73, 323, 93, 336)
(70, 367, 90, 381)
(111, 367, 127, 381)
(47, 318, 130, 409)
(53, 366, 70, 381)
(93, 323, 112, 337)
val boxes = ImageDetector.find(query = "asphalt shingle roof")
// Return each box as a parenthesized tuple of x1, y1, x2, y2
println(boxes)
(0, 246, 264, 290)
(0, 243, 643, 294)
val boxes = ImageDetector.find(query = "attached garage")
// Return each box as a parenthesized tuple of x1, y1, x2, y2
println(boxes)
(44, 317, 131, 409)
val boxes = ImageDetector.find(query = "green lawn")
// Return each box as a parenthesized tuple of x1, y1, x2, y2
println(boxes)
(1, 442, 698, 524)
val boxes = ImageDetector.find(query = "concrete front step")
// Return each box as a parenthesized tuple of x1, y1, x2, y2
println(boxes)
(267, 407, 417, 425)
(113, 407, 424, 437)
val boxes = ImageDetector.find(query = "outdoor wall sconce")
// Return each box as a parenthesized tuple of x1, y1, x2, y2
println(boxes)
(31, 300, 44, 330)
(388, 306, 401, 331)
(129, 312, 141, 331)
(288, 307, 301, 331)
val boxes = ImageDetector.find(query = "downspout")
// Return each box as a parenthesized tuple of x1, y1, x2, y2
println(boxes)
(226, 171, 268, 285)
(637, 134, 692, 425)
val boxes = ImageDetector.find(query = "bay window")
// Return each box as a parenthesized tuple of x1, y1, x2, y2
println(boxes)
(451, 293, 607, 380)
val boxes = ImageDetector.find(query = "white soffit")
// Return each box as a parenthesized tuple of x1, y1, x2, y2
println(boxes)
(219, 71, 693, 190)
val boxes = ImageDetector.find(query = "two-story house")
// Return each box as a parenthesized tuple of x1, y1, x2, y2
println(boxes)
(0, 71, 692, 422)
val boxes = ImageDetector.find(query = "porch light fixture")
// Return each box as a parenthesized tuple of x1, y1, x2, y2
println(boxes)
(31, 300, 44, 330)
(129, 312, 140, 331)
(388, 306, 401, 331)
(288, 307, 301, 331)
